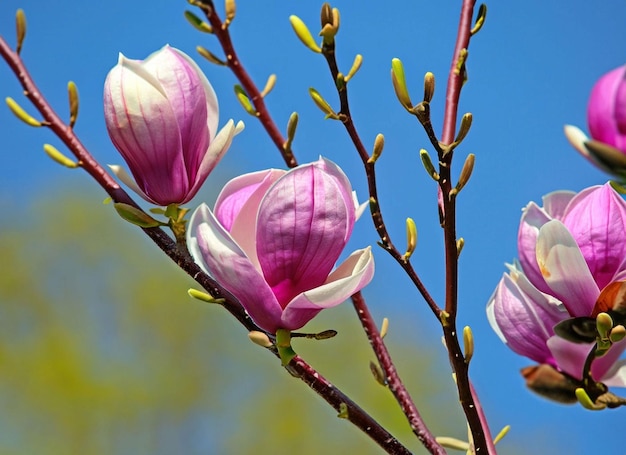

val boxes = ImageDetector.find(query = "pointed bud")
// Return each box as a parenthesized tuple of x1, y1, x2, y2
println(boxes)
(419, 149, 439, 180)
(113, 202, 163, 228)
(248, 330, 273, 348)
(196, 46, 227, 66)
(43, 144, 79, 168)
(283, 112, 299, 152)
(471, 4, 487, 35)
(319, 5, 340, 45)
(5, 97, 43, 127)
(224, 0, 236, 26)
(455, 113, 473, 144)
(456, 238, 465, 257)
(455, 153, 475, 194)
(596, 312, 614, 340)
(575, 388, 606, 410)
(187, 288, 225, 304)
(463, 325, 474, 363)
(493, 425, 510, 445)
(369, 361, 387, 386)
(344, 54, 363, 82)
(67, 81, 79, 128)
(368, 133, 385, 163)
(289, 15, 322, 53)
(308, 87, 339, 119)
(313, 329, 337, 340)
(234, 85, 257, 116)
(403, 217, 417, 261)
(391, 58, 413, 111)
(15, 9, 26, 54)
(610, 324, 626, 343)
(337, 403, 349, 419)
(380, 317, 389, 339)
(184, 11, 213, 33)
(423, 72, 435, 103)
(435, 437, 470, 451)
(320, 3, 333, 27)
(260, 74, 277, 98)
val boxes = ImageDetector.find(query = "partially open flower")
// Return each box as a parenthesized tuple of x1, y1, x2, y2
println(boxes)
(487, 183, 626, 389)
(187, 157, 374, 333)
(104, 45, 243, 206)
(565, 65, 626, 178)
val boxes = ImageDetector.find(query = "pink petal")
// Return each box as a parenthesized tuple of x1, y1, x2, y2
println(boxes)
(187, 204, 283, 333)
(490, 273, 563, 365)
(518, 201, 554, 294)
(588, 65, 626, 151)
(280, 247, 374, 330)
(562, 183, 626, 289)
(256, 161, 351, 306)
(536, 220, 599, 316)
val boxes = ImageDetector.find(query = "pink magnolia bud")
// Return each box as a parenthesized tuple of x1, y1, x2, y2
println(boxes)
(104, 45, 243, 206)
(588, 65, 626, 152)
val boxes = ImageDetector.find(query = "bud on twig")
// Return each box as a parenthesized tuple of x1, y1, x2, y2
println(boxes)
(234, 85, 257, 116)
(367, 133, 384, 163)
(319, 4, 340, 45)
(248, 331, 273, 348)
(114, 202, 163, 228)
(224, 0, 236, 27)
(391, 58, 413, 111)
(456, 238, 465, 257)
(309, 87, 339, 119)
(471, 4, 488, 36)
(403, 217, 417, 262)
(380, 317, 389, 339)
(184, 10, 213, 33)
(67, 81, 79, 128)
(15, 9, 26, 55)
(260, 74, 277, 97)
(423, 72, 435, 103)
(369, 361, 387, 386)
(344, 54, 363, 82)
(454, 113, 472, 144)
(419, 149, 439, 181)
(43, 143, 79, 168)
(463, 326, 474, 364)
(5, 97, 44, 127)
(454, 153, 475, 194)
(196, 46, 227, 65)
(283, 112, 299, 152)
(289, 15, 322, 53)
(187, 288, 225, 304)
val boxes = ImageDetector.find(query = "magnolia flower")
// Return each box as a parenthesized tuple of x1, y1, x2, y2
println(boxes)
(187, 157, 375, 333)
(565, 65, 626, 178)
(104, 45, 243, 206)
(487, 183, 626, 388)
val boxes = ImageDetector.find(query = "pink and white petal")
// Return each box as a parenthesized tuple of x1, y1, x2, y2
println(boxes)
(186, 120, 244, 203)
(518, 202, 553, 294)
(541, 190, 576, 219)
(564, 125, 597, 164)
(547, 336, 593, 380)
(601, 358, 626, 388)
(280, 247, 374, 330)
(536, 220, 599, 316)
(108, 164, 156, 205)
(562, 183, 626, 290)
(313, 157, 357, 236)
(257, 162, 351, 305)
(491, 274, 560, 364)
(214, 168, 286, 262)
(506, 262, 567, 317)
(188, 204, 283, 333)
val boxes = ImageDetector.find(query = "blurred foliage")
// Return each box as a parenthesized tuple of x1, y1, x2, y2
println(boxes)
(0, 187, 470, 454)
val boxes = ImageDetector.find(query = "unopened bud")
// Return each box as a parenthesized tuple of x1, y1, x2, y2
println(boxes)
(224, 0, 236, 26)
(261, 74, 277, 97)
(284, 112, 299, 152)
(289, 15, 322, 53)
(463, 325, 474, 363)
(309, 87, 339, 119)
(15, 9, 26, 54)
(234, 85, 257, 116)
(248, 330, 273, 348)
(196, 46, 226, 65)
(184, 10, 213, 33)
(456, 238, 465, 257)
(188, 288, 225, 304)
(368, 133, 384, 163)
(6, 97, 43, 127)
(344, 54, 363, 82)
(43, 143, 79, 168)
(369, 361, 387, 386)
(419, 149, 439, 180)
(471, 4, 488, 36)
(114, 202, 162, 228)
(610, 324, 626, 343)
(493, 425, 510, 445)
(391, 58, 412, 111)
(575, 387, 606, 410)
(455, 153, 475, 193)
(67, 81, 79, 128)
(596, 312, 614, 340)
(380, 317, 389, 339)
(403, 217, 417, 261)
(455, 113, 473, 144)
(423, 72, 435, 103)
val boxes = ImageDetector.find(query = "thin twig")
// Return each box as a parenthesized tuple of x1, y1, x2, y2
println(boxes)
(196, 0, 298, 169)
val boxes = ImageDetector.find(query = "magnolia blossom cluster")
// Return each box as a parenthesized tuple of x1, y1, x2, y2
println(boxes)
(103, 47, 374, 333)
(488, 183, 626, 388)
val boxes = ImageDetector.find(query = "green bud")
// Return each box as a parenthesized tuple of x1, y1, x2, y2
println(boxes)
(308, 87, 339, 119)
(289, 15, 322, 53)
(344, 54, 363, 82)
(380, 317, 389, 339)
(610, 324, 626, 343)
(113, 202, 163, 228)
(184, 10, 213, 33)
(403, 217, 417, 261)
(6, 97, 43, 127)
(248, 331, 273, 348)
(234, 85, 257, 116)
(276, 328, 296, 366)
(260, 74, 277, 97)
(187, 288, 225, 304)
(493, 425, 510, 445)
(284, 112, 298, 152)
(463, 325, 474, 364)
(419, 149, 439, 181)
(67, 81, 79, 128)
(454, 112, 473, 144)
(43, 143, 79, 168)
(471, 4, 488, 36)
(369, 361, 387, 386)
(224, 0, 236, 26)
(455, 153, 475, 193)
(390, 58, 412, 111)
(575, 388, 606, 410)
(367, 133, 384, 163)
(16, 9, 26, 54)
(196, 46, 227, 66)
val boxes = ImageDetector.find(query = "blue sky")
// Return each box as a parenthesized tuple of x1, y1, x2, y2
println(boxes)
(2, 1, 626, 453)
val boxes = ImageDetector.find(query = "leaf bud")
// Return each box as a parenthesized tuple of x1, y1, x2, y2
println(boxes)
(289, 15, 322, 53)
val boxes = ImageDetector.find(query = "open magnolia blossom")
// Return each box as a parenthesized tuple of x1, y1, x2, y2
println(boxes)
(565, 64, 626, 178)
(104, 45, 244, 206)
(487, 183, 626, 387)
(187, 157, 375, 333)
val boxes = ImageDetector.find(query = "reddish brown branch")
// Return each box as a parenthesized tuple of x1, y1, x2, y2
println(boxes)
(197, 1, 297, 169)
